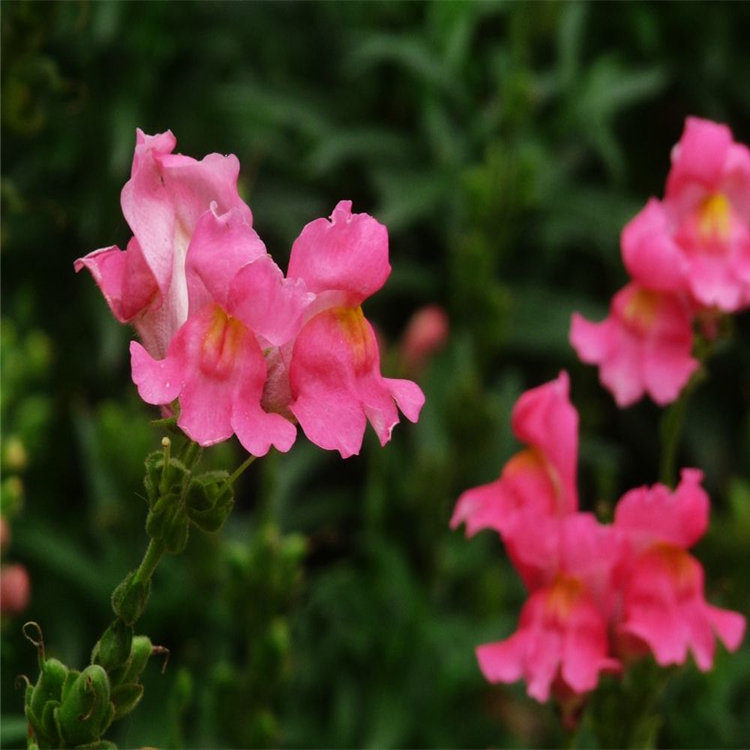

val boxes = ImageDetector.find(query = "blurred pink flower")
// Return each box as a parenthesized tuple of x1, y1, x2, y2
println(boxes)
(399, 305, 449, 373)
(0, 563, 30, 616)
(451, 372, 578, 537)
(614, 469, 745, 669)
(622, 117, 750, 312)
(477, 573, 620, 704)
(76, 129, 254, 358)
(570, 283, 698, 407)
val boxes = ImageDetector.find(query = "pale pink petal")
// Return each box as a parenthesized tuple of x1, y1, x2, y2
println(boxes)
(121, 130, 252, 318)
(186, 203, 267, 314)
(621, 199, 689, 292)
(287, 201, 391, 305)
(228, 255, 313, 346)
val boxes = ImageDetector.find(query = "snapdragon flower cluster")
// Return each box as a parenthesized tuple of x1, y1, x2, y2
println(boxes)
(76, 130, 424, 458)
(451, 372, 745, 710)
(571, 117, 750, 406)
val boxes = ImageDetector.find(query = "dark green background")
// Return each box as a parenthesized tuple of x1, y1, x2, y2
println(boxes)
(2, 2, 750, 747)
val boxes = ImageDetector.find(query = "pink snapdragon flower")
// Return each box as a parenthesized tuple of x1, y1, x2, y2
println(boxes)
(450, 372, 578, 537)
(0, 563, 31, 616)
(75, 129, 253, 358)
(614, 469, 745, 670)
(130, 204, 309, 457)
(281, 201, 425, 458)
(477, 514, 621, 704)
(622, 117, 750, 312)
(570, 283, 699, 407)
(399, 304, 450, 374)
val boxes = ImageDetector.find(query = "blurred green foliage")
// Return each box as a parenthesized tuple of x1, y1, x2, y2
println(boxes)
(2, 1, 750, 747)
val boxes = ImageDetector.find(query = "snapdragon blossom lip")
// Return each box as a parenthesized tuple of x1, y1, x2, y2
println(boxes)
(570, 282, 699, 407)
(622, 117, 750, 312)
(613, 469, 746, 670)
(450, 372, 578, 537)
(75, 129, 253, 358)
(477, 574, 620, 703)
(130, 205, 310, 457)
(284, 201, 425, 457)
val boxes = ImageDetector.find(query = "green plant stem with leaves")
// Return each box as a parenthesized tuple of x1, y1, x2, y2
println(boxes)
(22, 433, 255, 749)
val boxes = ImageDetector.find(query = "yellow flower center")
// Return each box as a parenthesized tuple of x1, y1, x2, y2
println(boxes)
(697, 192, 731, 243)
(200, 305, 246, 376)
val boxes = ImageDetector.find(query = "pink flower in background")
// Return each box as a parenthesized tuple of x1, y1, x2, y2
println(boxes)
(284, 201, 425, 458)
(477, 515, 622, 704)
(75, 129, 254, 358)
(399, 304, 449, 373)
(451, 372, 578, 537)
(622, 117, 750, 311)
(0, 563, 31, 616)
(570, 283, 698, 407)
(614, 470, 746, 669)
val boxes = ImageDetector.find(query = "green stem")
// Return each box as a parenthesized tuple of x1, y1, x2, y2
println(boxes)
(658, 369, 704, 487)
(229, 454, 257, 485)
(132, 538, 165, 588)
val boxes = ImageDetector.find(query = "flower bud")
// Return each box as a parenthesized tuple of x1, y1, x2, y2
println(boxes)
(25, 657, 68, 747)
(111, 572, 151, 626)
(144, 454, 189, 508)
(111, 682, 145, 720)
(56, 664, 114, 748)
(92, 619, 133, 672)
(186, 470, 234, 533)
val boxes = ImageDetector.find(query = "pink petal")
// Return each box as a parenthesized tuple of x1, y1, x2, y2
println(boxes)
(511, 372, 578, 514)
(706, 605, 746, 653)
(228, 255, 313, 346)
(121, 130, 252, 314)
(289, 307, 421, 457)
(621, 199, 689, 292)
(186, 203, 267, 314)
(287, 201, 391, 305)
(74, 238, 159, 323)
(615, 468, 709, 551)
(130, 339, 185, 406)
(132, 304, 295, 455)
(666, 117, 733, 202)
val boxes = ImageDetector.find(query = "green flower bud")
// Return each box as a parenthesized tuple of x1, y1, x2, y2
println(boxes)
(119, 636, 155, 685)
(27, 657, 67, 720)
(111, 573, 151, 626)
(110, 682, 144, 721)
(144, 455, 189, 507)
(55, 665, 114, 748)
(92, 620, 133, 672)
(186, 470, 234, 533)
